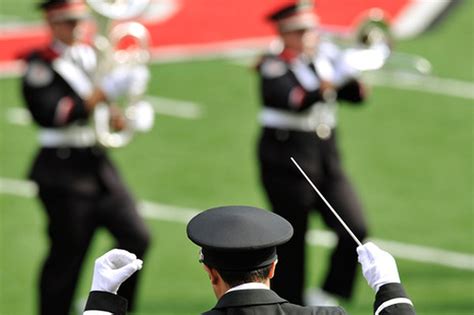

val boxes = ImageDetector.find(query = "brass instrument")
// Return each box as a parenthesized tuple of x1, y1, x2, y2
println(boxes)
(340, 10, 432, 74)
(87, 0, 154, 148)
(267, 7, 432, 141)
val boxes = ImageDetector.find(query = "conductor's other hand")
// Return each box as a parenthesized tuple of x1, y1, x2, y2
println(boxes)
(91, 249, 143, 294)
(100, 65, 149, 101)
(357, 242, 401, 292)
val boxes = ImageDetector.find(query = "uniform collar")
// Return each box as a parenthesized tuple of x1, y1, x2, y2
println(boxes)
(226, 282, 269, 293)
(279, 48, 299, 62)
(50, 39, 71, 56)
(212, 288, 287, 310)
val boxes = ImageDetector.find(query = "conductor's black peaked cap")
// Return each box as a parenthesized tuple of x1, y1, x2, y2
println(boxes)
(186, 205, 294, 271)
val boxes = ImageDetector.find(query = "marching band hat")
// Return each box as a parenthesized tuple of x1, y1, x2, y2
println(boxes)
(38, 0, 89, 22)
(186, 205, 293, 271)
(267, 2, 318, 33)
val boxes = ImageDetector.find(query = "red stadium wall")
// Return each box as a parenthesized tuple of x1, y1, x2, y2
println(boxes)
(0, 0, 453, 69)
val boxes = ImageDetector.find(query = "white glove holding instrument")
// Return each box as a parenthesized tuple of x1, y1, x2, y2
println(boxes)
(100, 65, 150, 101)
(357, 242, 401, 292)
(91, 249, 143, 294)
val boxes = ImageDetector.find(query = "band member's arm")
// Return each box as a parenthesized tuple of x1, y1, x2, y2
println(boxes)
(259, 57, 326, 112)
(374, 283, 416, 315)
(78, 65, 150, 114)
(83, 249, 142, 315)
(83, 291, 127, 315)
(22, 58, 90, 127)
(336, 79, 366, 103)
(23, 51, 149, 128)
(357, 242, 416, 315)
(321, 42, 366, 104)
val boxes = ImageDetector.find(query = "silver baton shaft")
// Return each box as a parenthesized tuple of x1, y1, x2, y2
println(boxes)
(291, 157, 363, 246)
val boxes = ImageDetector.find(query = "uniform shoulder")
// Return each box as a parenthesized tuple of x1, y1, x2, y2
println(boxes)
(318, 40, 342, 60)
(22, 48, 56, 87)
(257, 53, 289, 78)
(22, 46, 59, 63)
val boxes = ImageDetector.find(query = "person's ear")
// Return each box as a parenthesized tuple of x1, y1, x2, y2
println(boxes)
(203, 264, 219, 285)
(268, 260, 278, 279)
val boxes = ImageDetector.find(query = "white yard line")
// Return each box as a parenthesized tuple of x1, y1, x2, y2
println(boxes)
(5, 96, 202, 126)
(6, 107, 31, 125)
(0, 19, 42, 29)
(306, 230, 474, 271)
(1, 177, 473, 271)
(146, 95, 203, 119)
(363, 71, 474, 100)
(0, 178, 38, 197)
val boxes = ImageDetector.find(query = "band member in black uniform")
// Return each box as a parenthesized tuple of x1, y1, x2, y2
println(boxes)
(82, 205, 416, 315)
(21, 1, 151, 314)
(256, 2, 370, 305)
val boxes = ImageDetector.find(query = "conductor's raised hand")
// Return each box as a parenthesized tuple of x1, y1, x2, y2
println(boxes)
(357, 242, 401, 292)
(91, 249, 143, 294)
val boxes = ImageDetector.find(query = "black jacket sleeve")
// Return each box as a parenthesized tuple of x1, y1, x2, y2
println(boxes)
(374, 283, 416, 315)
(21, 53, 89, 127)
(258, 57, 324, 112)
(84, 291, 128, 315)
(336, 79, 365, 104)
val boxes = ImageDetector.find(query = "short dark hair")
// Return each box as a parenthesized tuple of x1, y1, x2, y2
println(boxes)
(216, 264, 273, 288)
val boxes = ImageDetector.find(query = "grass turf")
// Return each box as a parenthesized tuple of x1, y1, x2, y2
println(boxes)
(0, 1, 473, 314)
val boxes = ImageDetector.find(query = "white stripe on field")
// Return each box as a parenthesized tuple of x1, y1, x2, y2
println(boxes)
(146, 95, 203, 119)
(305, 230, 474, 271)
(363, 71, 474, 100)
(139, 200, 198, 223)
(6, 107, 31, 125)
(5, 96, 202, 126)
(0, 178, 38, 197)
(0, 19, 42, 29)
(1, 177, 473, 271)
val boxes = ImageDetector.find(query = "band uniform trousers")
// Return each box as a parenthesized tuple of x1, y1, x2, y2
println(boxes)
(30, 147, 151, 315)
(258, 127, 368, 304)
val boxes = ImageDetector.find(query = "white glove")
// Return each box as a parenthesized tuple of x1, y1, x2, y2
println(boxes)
(333, 51, 361, 86)
(100, 65, 150, 101)
(91, 249, 143, 294)
(127, 100, 154, 132)
(129, 65, 150, 97)
(357, 242, 401, 292)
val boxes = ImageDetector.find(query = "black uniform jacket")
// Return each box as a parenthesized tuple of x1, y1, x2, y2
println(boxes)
(257, 46, 365, 115)
(203, 289, 345, 315)
(22, 45, 123, 196)
(84, 283, 415, 315)
(22, 46, 90, 129)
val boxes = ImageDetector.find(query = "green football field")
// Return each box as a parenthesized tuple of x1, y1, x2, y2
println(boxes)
(0, 1, 473, 314)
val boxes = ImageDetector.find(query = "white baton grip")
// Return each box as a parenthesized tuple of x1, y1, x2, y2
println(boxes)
(357, 242, 401, 292)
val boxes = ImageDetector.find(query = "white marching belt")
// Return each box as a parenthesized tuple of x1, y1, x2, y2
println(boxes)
(39, 126, 97, 147)
(259, 106, 337, 132)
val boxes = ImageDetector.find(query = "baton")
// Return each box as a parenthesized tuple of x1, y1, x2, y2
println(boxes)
(290, 157, 362, 246)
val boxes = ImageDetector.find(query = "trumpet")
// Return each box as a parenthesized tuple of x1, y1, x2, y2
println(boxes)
(333, 10, 432, 75)
(87, 0, 154, 148)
